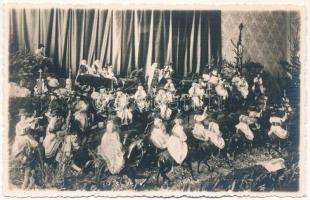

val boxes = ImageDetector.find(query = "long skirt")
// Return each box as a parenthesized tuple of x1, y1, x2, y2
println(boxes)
(268, 125, 288, 139)
(167, 135, 188, 164)
(235, 122, 254, 141)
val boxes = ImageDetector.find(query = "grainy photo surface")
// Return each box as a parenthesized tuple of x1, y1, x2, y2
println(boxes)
(3, 4, 306, 197)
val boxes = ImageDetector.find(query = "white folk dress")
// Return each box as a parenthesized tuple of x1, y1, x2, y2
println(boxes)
(206, 122, 225, 149)
(215, 80, 228, 100)
(12, 118, 38, 158)
(235, 115, 254, 141)
(268, 116, 288, 139)
(134, 88, 147, 112)
(193, 122, 208, 141)
(97, 131, 125, 174)
(150, 120, 170, 150)
(189, 84, 204, 108)
(167, 123, 188, 164)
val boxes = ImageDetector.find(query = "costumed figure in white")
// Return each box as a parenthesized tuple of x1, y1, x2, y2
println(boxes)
(208, 70, 219, 87)
(248, 108, 262, 130)
(115, 91, 133, 125)
(268, 112, 289, 139)
(252, 73, 264, 99)
(281, 94, 293, 116)
(155, 89, 172, 120)
(145, 62, 159, 93)
(97, 120, 125, 174)
(232, 73, 249, 99)
(205, 121, 225, 149)
(134, 85, 148, 113)
(43, 109, 66, 159)
(164, 79, 176, 94)
(12, 109, 40, 189)
(192, 107, 209, 141)
(100, 64, 118, 86)
(150, 118, 170, 150)
(73, 96, 90, 132)
(162, 63, 174, 80)
(188, 82, 205, 109)
(91, 60, 101, 76)
(239, 77, 249, 99)
(167, 118, 188, 164)
(215, 77, 229, 111)
(91, 88, 113, 113)
(235, 114, 255, 141)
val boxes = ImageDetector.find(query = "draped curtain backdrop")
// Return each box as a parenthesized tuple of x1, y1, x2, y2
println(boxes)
(9, 9, 221, 77)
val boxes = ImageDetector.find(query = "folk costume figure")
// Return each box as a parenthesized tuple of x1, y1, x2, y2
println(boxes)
(188, 82, 204, 109)
(215, 78, 229, 100)
(115, 91, 133, 125)
(209, 70, 219, 86)
(35, 44, 45, 58)
(73, 96, 90, 132)
(206, 122, 225, 149)
(92, 88, 113, 112)
(43, 109, 66, 159)
(150, 118, 170, 150)
(235, 114, 255, 141)
(281, 95, 293, 115)
(192, 107, 208, 141)
(97, 120, 125, 174)
(155, 89, 172, 120)
(164, 79, 176, 94)
(239, 77, 249, 99)
(91, 60, 101, 76)
(12, 109, 41, 190)
(77, 60, 89, 75)
(202, 72, 211, 82)
(252, 73, 264, 97)
(134, 85, 148, 112)
(161, 64, 174, 80)
(12, 109, 39, 160)
(248, 108, 262, 129)
(167, 118, 188, 164)
(268, 112, 288, 139)
(146, 63, 160, 93)
(100, 64, 118, 85)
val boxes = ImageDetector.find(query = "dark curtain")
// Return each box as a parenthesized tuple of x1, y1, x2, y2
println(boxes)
(9, 9, 221, 77)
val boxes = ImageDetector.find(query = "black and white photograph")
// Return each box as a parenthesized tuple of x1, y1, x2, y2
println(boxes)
(3, 3, 306, 196)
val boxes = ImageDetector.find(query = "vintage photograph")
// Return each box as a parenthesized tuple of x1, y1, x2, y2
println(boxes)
(3, 4, 305, 196)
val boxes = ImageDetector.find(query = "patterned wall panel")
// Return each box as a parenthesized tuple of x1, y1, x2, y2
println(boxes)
(221, 11, 300, 73)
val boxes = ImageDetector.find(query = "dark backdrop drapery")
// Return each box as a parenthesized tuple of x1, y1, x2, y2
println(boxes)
(9, 9, 221, 77)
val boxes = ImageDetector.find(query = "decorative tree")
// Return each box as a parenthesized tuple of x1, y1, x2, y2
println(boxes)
(231, 23, 244, 70)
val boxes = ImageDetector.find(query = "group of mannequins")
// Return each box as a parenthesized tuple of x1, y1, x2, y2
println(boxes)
(11, 58, 294, 189)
